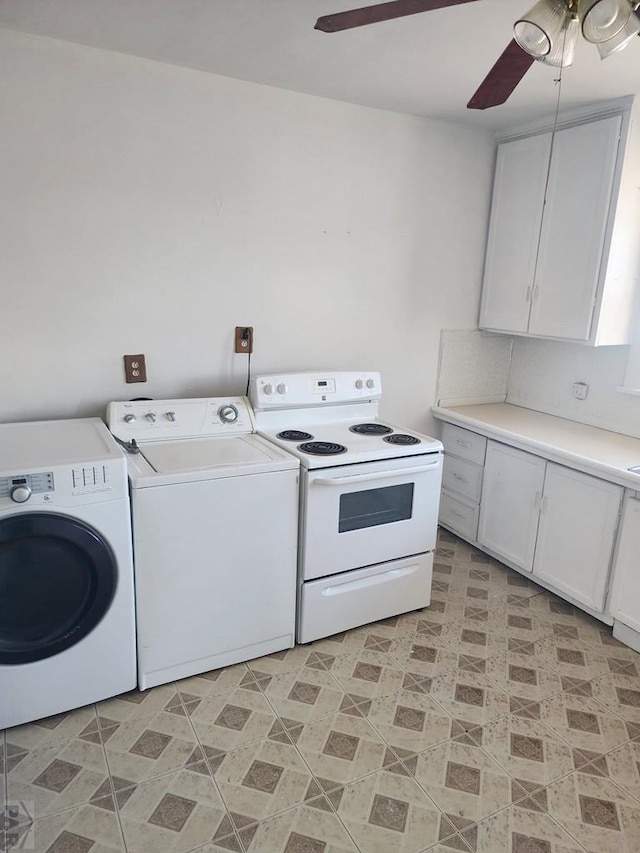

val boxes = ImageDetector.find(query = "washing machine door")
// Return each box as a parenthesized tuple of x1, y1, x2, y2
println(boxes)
(0, 512, 118, 665)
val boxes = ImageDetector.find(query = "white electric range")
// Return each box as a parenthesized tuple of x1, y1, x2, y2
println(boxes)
(250, 371, 443, 643)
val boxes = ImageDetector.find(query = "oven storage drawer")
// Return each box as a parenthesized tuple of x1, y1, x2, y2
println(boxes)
(442, 424, 486, 466)
(442, 455, 483, 502)
(439, 490, 480, 541)
(298, 553, 433, 644)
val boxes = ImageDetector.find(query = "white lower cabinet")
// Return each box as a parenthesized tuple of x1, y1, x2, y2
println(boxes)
(478, 443, 545, 572)
(472, 438, 622, 613)
(533, 463, 622, 612)
(609, 495, 640, 637)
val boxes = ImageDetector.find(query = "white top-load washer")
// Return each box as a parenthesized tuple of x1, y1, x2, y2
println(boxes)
(106, 396, 299, 690)
(0, 418, 136, 730)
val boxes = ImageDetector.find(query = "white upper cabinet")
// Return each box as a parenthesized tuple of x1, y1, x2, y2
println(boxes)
(480, 134, 551, 334)
(479, 99, 640, 345)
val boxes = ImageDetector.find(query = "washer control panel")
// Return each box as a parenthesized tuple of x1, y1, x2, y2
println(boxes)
(107, 397, 255, 443)
(0, 472, 54, 501)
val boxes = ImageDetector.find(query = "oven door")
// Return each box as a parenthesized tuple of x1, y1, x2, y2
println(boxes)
(300, 452, 442, 580)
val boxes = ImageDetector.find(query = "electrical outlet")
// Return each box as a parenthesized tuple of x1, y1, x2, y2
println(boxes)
(124, 354, 147, 383)
(235, 326, 254, 354)
(571, 382, 588, 400)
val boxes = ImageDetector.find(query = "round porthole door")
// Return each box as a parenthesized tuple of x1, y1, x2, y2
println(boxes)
(0, 513, 118, 665)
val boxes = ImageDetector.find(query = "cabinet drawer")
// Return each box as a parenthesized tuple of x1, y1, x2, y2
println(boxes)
(442, 423, 487, 466)
(439, 489, 479, 542)
(443, 455, 483, 502)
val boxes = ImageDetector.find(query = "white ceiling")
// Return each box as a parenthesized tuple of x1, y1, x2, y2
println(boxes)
(2, 0, 640, 130)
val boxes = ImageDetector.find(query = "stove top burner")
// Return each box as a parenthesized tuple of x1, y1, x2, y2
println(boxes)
(349, 423, 393, 436)
(298, 441, 347, 456)
(383, 434, 421, 446)
(277, 430, 314, 441)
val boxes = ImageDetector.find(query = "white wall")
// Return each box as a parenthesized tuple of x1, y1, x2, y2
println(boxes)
(0, 29, 494, 432)
(507, 338, 640, 439)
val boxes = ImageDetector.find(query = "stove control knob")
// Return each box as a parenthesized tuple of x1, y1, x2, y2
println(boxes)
(263, 383, 274, 396)
(11, 484, 32, 503)
(219, 404, 239, 424)
(166, 411, 176, 422)
(123, 413, 136, 423)
(276, 383, 288, 395)
(355, 379, 364, 390)
(366, 378, 375, 389)
(145, 412, 157, 422)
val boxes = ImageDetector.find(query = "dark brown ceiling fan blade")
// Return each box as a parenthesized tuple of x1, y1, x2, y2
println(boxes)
(315, 0, 479, 33)
(467, 39, 534, 110)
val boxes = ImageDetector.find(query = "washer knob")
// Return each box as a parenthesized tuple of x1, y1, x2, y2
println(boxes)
(277, 383, 288, 395)
(263, 383, 274, 396)
(355, 379, 364, 390)
(11, 484, 32, 503)
(123, 413, 136, 423)
(145, 412, 157, 422)
(219, 404, 239, 423)
(166, 411, 176, 422)
(366, 378, 375, 389)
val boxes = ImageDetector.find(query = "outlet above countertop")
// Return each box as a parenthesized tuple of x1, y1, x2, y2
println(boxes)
(432, 402, 640, 491)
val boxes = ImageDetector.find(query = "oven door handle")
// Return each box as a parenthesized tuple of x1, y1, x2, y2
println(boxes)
(314, 460, 440, 486)
(322, 565, 418, 596)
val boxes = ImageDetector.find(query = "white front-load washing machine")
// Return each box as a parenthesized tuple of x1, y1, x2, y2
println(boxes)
(0, 418, 136, 730)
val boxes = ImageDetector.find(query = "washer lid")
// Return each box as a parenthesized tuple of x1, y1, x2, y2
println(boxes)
(140, 436, 278, 474)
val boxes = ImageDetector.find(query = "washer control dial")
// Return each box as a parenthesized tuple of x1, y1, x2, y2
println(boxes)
(145, 412, 157, 422)
(123, 413, 136, 423)
(263, 383, 274, 396)
(11, 484, 32, 503)
(277, 383, 288, 395)
(355, 379, 364, 389)
(218, 404, 239, 424)
(366, 378, 375, 389)
(166, 411, 176, 422)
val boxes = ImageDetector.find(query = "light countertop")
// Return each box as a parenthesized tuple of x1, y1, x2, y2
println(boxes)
(432, 403, 640, 491)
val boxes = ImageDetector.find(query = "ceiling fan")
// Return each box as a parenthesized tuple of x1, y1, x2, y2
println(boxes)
(314, 0, 640, 109)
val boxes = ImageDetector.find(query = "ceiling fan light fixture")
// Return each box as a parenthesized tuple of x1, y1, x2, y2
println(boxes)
(595, 3, 640, 54)
(514, 0, 576, 63)
(581, 0, 633, 41)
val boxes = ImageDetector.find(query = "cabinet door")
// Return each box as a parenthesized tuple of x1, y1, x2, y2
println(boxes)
(479, 133, 551, 334)
(478, 442, 545, 571)
(529, 116, 621, 340)
(533, 463, 622, 612)
(609, 495, 640, 631)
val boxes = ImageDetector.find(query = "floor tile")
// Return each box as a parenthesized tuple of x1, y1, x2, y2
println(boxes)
(469, 714, 576, 791)
(458, 803, 586, 852)
(583, 741, 640, 802)
(174, 663, 255, 701)
(535, 637, 611, 681)
(293, 710, 393, 790)
(261, 667, 348, 725)
(21, 796, 126, 852)
(487, 606, 556, 644)
(247, 646, 324, 677)
(187, 687, 279, 753)
(590, 673, 640, 724)
(389, 635, 461, 679)
(329, 649, 407, 701)
(537, 693, 630, 757)
(484, 650, 564, 705)
(211, 735, 316, 827)
(440, 619, 509, 661)
(545, 768, 640, 852)
(238, 799, 359, 852)
(102, 707, 201, 785)
(6, 736, 110, 820)
(409, 738, 525, 826)
(364, 687, 454, 756)
(4, 705, 99, 752)
(116, 766, 235, 853)
(429, 669, 510, 729)
(333, 763, 459, 852)
(96, 685, 183, 724)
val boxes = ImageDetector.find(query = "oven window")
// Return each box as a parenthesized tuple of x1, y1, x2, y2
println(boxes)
(339, 483, 414, 533)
